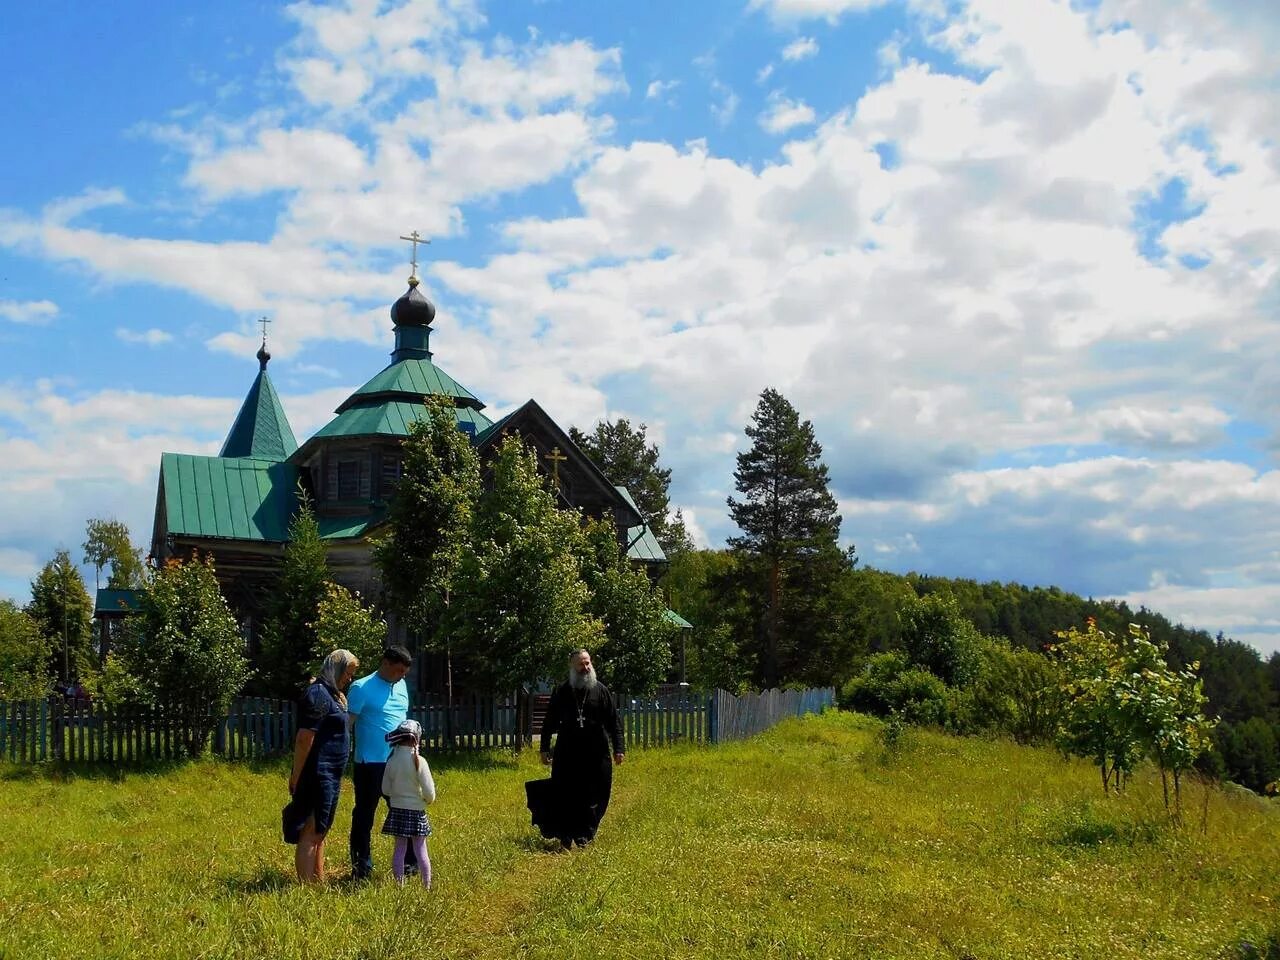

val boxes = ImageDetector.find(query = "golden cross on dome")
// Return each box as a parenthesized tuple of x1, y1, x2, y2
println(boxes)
(399, 230, 430, 280)
(544, 446, 568, 488)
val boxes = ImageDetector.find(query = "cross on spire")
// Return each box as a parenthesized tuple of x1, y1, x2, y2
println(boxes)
(399, 230, 430, 280)
(259, 315, 271, 344)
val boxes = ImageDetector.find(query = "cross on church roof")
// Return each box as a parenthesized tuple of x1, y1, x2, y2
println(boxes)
(399, 230, 431, 280)
(544, 446, 568, 488)
(259, 315, 271, 344)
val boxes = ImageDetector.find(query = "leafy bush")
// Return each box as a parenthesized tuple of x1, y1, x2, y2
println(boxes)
(114, 554, 251, 756)
(899, 591, 982, 686)
(311, 582, 388, 675)
(949, 640, 1064, 743)
(0, 600, 50, 699)
(841, 652, 948, 726)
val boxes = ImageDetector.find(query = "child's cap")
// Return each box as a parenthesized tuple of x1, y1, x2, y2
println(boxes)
(384, 719, 422, 744)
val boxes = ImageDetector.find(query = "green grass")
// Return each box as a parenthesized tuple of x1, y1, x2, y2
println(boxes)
(2, 712, 1277, 959)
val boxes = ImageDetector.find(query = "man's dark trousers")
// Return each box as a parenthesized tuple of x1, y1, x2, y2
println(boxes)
(350, 762, 416, 878)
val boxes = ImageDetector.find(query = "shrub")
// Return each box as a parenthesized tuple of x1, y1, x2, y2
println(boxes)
(841, 652, 949, 726)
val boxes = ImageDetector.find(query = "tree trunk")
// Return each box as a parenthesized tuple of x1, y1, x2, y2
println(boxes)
(766, 559, 780, 688)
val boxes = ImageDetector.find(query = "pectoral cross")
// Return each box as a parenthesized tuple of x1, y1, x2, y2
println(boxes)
(545, 446, 568, 488)
(399, 230, 430, 279)
(577, 714, 585, 728)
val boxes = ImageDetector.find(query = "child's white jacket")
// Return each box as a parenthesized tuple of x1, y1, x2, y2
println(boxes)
(381, 745, 436, 811)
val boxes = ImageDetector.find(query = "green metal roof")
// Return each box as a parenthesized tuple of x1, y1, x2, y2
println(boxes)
(219, 369, 298, 460)
(664, 609, 693, 629)
(336, 358, 484, 413)
(94, 589, 142, 616)
(616, 486, 667, 563)
(311, 399, 493, 442)
(161, 454, 393, 544)
(162, 454, 300, 541)
(317, 509, 387, 540)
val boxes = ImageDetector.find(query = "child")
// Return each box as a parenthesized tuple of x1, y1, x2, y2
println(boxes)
(380, 719, 436, 888)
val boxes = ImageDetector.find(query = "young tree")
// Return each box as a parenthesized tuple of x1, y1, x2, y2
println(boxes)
(1053, 619, 1147, 795)
(0, 600, 50, 699)
(570, 418, 677, 553)
(1120, 624, 1216, 817)
(27, 549, 95, 683)
(576, 516, 675, 695)
(445, 435, 602, 692)
(259, 491, 331, 696)
(114, 554, 251, 756)
(374, 397, 481, 656)
(83, 518, 144, 591)
(311, 582, 388, 674)
(727, 388, 844, 687)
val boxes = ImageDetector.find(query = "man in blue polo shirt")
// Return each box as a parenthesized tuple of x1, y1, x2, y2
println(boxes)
(347, 645, 415, 880)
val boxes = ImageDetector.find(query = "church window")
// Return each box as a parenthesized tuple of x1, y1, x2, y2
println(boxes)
(380, 455, 402, 497)
(333, 458, 367, 500)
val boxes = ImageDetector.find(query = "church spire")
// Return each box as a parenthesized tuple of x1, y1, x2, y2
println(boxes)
(390, 229, 436, 362)
(219, 324, 298, 460)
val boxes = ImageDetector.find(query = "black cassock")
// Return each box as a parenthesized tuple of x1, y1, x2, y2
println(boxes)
(529, 681, 625, 846)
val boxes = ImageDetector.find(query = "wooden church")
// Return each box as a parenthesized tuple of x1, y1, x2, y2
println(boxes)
(147, 258, 670, 691)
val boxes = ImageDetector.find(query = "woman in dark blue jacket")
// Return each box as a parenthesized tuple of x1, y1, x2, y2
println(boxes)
(284, 649, 359, 883)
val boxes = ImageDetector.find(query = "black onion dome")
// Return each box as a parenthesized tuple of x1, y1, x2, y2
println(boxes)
(256, 342, 271, 370)
(390, 277, 436, 327)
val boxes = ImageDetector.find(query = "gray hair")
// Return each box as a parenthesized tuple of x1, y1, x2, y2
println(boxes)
(318, 649, 359, 708)
(569, 648, 591, 662)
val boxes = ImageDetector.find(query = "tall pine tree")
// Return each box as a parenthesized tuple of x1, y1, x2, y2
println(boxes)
(727, 388, 844, 687)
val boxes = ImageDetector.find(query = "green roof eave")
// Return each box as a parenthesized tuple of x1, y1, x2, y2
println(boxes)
(318, 508, 387, 540)
(336, 358, 485, 414)
(664, 609, 693, 629)
(95, 589, 142, 616)
(616, 486, 668, 563)
(306, 400, 493, 446)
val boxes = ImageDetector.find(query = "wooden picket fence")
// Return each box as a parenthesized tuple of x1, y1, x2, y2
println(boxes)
(617, 689, 711, 747)
(707, 687, 836, 743)
(0, 686, 832, 765)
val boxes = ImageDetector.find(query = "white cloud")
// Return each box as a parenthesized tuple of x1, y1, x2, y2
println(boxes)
(187, 129, 370, 198)
(115, 328, 174, 346)
(782, 36, 820, 61)
(710, 80, 740, 126)
(646, 79, 679, 101)
(759, 93, 817, 133)
(0, 299, 57, 325)
(750, 0, 893, 23)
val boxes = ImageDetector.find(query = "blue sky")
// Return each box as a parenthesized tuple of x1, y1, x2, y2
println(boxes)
(2, 0, 1280, 656)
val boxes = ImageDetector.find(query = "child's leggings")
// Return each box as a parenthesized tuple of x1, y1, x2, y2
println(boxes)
(392, 835, 431, 888)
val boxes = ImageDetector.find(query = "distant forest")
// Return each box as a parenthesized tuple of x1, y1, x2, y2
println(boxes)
(667, 555, 1280, 793)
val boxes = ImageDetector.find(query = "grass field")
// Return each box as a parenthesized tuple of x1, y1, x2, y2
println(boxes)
(1, 711, 1277, 960)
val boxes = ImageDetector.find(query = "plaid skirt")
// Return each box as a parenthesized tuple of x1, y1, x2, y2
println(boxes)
(382, 805, 432, 838)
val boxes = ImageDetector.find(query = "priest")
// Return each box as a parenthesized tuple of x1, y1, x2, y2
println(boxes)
(536, 648, 626, 847)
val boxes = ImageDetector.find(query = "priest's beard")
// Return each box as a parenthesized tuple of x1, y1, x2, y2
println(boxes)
(569, 665, 598, 692)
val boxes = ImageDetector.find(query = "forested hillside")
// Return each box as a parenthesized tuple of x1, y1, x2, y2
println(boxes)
(665, 554, 1280, 793)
